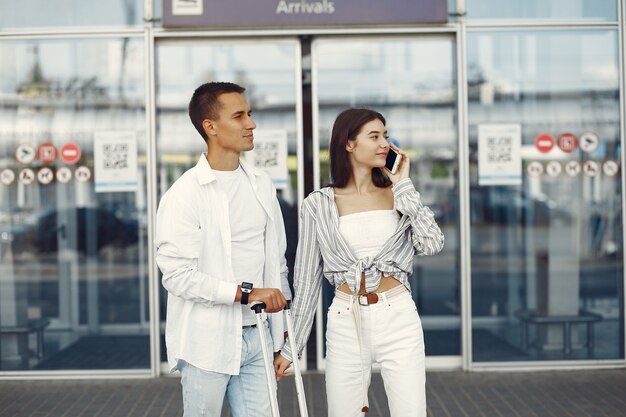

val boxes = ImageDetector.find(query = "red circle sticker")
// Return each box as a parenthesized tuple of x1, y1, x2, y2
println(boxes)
(38, 143, 58, 164)
(534, 134, 554, 153)
(557, 133, 578, 153)
(60, 143, 82, 164)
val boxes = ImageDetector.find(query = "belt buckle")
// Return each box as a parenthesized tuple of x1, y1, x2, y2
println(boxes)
(358, 293, 378, 306)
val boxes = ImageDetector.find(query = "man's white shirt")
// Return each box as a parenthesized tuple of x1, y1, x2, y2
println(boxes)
(154, 154, 291, 375)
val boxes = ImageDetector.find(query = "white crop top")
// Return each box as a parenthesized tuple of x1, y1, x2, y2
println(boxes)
(338, 209, 400, 259)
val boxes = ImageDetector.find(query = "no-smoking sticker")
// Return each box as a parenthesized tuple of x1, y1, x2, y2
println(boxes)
(527, 161, 544, 177)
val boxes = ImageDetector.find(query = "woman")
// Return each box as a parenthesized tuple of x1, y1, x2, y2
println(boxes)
(274, 108, 444, 417)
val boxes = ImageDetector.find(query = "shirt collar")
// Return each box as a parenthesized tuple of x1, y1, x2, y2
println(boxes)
(194, 153, 263, 186)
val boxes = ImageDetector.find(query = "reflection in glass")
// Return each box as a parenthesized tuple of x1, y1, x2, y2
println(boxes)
(468, 30, 623, 362)
(155, 41, 300, 361)
(0, 0, 143, 29)
(314, 38, 460, 356)
(465, 0, 616, 21)
(0, 38, 148, 370)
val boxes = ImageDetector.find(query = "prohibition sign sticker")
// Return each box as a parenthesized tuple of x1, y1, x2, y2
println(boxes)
(603, 160, 619, 177)
(56, 166, 72, 184)
(15, 144, 36, 164)
(557, 133, 578, 153)
(546, 161, 562, 177)
(0, 169, 15, 185)
(527, 161, 544, 177)
(75, 166, 91, 182)
(38, 143, 57, 163)
(579, 131, 599, 154)
(19, 168, 35, 185)
(565, 160, 581, 177)
(60, 143, 82, 164)
(534, 134, 554, 153)
(583, 160, 599, 177)
(37, 167, 54, 185)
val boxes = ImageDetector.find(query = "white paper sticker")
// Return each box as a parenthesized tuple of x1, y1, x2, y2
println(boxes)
(244, 129, 290, 190)
(94, 131, 138, 192)
(478, 124, 522, 185)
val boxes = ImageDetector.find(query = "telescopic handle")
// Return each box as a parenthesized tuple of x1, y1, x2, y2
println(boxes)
(251, 303, 267, 314)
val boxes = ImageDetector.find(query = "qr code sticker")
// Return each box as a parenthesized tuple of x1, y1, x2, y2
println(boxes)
(253, 142, 279, 168)
(103, 143, 129, 169)
(486, 136, 512, 163)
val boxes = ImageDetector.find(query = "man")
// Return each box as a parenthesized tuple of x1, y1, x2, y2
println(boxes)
(155, 82, 291, 417)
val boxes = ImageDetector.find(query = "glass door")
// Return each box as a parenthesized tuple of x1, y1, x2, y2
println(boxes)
(312, 35, 461, 367)
(154, 38, 303, 368)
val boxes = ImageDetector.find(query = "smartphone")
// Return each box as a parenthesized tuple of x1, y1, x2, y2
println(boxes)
(385, 148, 401, 174)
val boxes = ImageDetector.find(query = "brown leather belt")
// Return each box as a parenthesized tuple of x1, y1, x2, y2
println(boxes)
(358, 292, 379, 306)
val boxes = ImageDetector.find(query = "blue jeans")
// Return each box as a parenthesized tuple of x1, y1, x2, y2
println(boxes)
(178, 322, 275, 417)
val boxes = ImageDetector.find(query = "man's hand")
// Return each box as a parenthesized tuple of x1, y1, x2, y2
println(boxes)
(249, 288, 287, 313)
(273, 352, 293, 381)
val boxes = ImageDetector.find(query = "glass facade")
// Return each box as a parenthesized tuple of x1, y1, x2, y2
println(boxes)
(0, 1, 624, 376)
(0, 0, 144, 29)
(465, 0, 617, 21)
(0, 38, 148, 371)
(468, 30, 623, 362)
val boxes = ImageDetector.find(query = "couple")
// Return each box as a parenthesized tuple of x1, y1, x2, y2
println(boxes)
(154, 82, 444, 417)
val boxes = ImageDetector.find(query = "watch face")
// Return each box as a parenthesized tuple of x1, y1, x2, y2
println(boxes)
(242, 282, 253, 291)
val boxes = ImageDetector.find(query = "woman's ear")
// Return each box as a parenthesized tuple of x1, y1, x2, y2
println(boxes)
(345, 139, 355, 153)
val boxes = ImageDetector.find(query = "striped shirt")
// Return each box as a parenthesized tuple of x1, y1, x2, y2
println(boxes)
(281, 177, 444, 361)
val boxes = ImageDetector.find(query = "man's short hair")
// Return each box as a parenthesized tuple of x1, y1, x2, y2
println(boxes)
(188, 82, 246, 141)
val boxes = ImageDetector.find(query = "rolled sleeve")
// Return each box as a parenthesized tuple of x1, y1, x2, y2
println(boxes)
(393, 178, 444, 256)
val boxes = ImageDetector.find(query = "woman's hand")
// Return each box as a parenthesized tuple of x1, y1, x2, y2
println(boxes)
(273, 352, 293, 381)
(386, 143, 410, 184)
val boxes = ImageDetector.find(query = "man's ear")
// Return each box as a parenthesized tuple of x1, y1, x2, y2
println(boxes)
(203, 119, 216, 137)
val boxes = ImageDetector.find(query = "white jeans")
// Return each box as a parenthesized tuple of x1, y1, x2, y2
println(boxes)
(325, 288, 426, 417)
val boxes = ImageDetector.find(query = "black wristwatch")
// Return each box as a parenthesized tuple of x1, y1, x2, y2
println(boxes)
(240, 282, 253, 305)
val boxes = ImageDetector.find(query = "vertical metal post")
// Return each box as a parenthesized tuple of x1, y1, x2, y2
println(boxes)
(456, 16, 473, 370)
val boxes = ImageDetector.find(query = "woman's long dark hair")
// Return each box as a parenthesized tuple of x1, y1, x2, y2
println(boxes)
(328, 108, 391, 188)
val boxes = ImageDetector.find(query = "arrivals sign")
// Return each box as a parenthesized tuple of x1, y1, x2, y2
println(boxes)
(163, 0, 448, 28)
